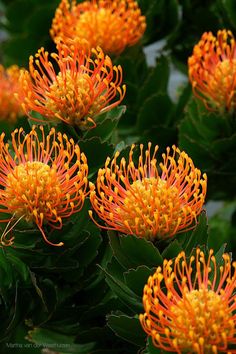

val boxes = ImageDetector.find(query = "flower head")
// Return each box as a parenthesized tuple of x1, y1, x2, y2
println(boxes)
(89, 143, 207, 240)
(0, 64, 24, 123)
(18, 41, 126, 129)
(140, 249, 236, 353)
(188, 29, 236, 112)
(50, 0, 146, 56)
(0, 126, 88, 247)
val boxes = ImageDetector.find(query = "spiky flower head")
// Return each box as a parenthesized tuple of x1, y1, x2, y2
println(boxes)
(50, 0, 146, 56)
(18, 40, 126, 129)
(0, 64, 24, 123)
(140, 249, 236, 353)
(0, 126, 88, 247)
(188, 29, 236, 112)
(89, 143, 207, 240)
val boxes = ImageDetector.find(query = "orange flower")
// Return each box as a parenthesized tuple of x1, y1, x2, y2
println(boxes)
(140, 249, 236, 353)
(89, 143, 207, 240)
(0, 126, 88, 247)
(0, 64, 24, 123)
(50, 0, 146, 56)
(18, 41, 126, 128)
(188, 29, 236, 112)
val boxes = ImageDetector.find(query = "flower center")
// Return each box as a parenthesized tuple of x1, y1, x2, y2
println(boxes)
(116, 177, 184, 239)
(76, 8, 124, 53)
(207, 59, 236, 110)
(46, 71, 102, 126)
(5, 161, 61, 224)
(170, 288, 234, 353)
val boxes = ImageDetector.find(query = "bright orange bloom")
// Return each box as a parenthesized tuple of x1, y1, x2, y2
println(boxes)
(188, 29, 236, 112)
(140, 249, 236, 353)
(0, 64, 24, 123)
(89, 143, 207, 240)
(18, 41, 126, 129)
(50, 0, 146, 56)
(0, 126, 88, 247)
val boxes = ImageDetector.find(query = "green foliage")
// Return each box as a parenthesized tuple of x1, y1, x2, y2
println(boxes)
(1, 0, 58, 66)
(218, 0, 236, 29)
(107, 313, 146, 347)
(1, 0, 236, 352)
(28, 328, 96, 353)
(179, 98, 236, 199)
(166, 0, 222, 70)
(139, 0, 179, 44)
(179, 211, 209, 256)
(208, 201, 236, 255)
(108, 232, 163, 269)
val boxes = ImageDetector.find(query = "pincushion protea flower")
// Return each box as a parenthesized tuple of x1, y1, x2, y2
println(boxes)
(0, 64, 24, 123)
(89, 143, 207, 240)
(50, 0, 146, 56)
(140, 249, 236, 353)
(188, 29, 236, 112)
(0, 126, 88, 247)
(18, 41, 126, 129)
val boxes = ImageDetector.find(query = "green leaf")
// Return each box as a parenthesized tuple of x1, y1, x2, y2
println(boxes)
(179, 98, 228, 143)
(161, 239, 183, 259)
(108, 232, 163, 269)
(77, 228, 102, 269)
(141, 0, 179, 44)
(137, 93, 175, 131)
(107, 313, 146, 346)
(137, 57, 169, 103)
(3, 35, 38, 67)
(0, 323, 42, 354)
(78, 290, 117, 323)
(175, 83, 192, 119)
(96, 105, 127, 122)
(208, 216, 231, 251)
(0, 249, 14, 289)
(6, 252, 30, 283)
(212, 133, 236, 156)
(100, 265, 142, 312)
(106, 256, 127, 282)
(78, 137, 114, 177)
(83, 241, 113, 290)
(138, 125, 177, 154)
(24, 4, 56, 38)
(29, 275, 58, 324)
(0, 283, 20, 341)
(220, 0, 236, 28)
(178, 97, 236, 189)
(47, 199, 94, 247)
(6, 0, 35, 32)
(124, 266, 155, 297)
(75, 325, 126, 353)
(181, 211, 208, 256)
(0, 120, 17, 138)
(214, 243, 227, 264)
(163, 0, 179, 34)
(83, 105, 126, 143)
(179, 134, 215, 170)
(27, 328, 95, 354)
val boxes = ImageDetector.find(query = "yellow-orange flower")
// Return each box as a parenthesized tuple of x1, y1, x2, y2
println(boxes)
(0, 64, 24, 123)
(140, 249, 236, 353)
(89, 143, 207, 240)
(0, 126, 88, 247)
(188, 29, 236, 112)
(50, 0, 146, 56)
(18, 41, 126, 129)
